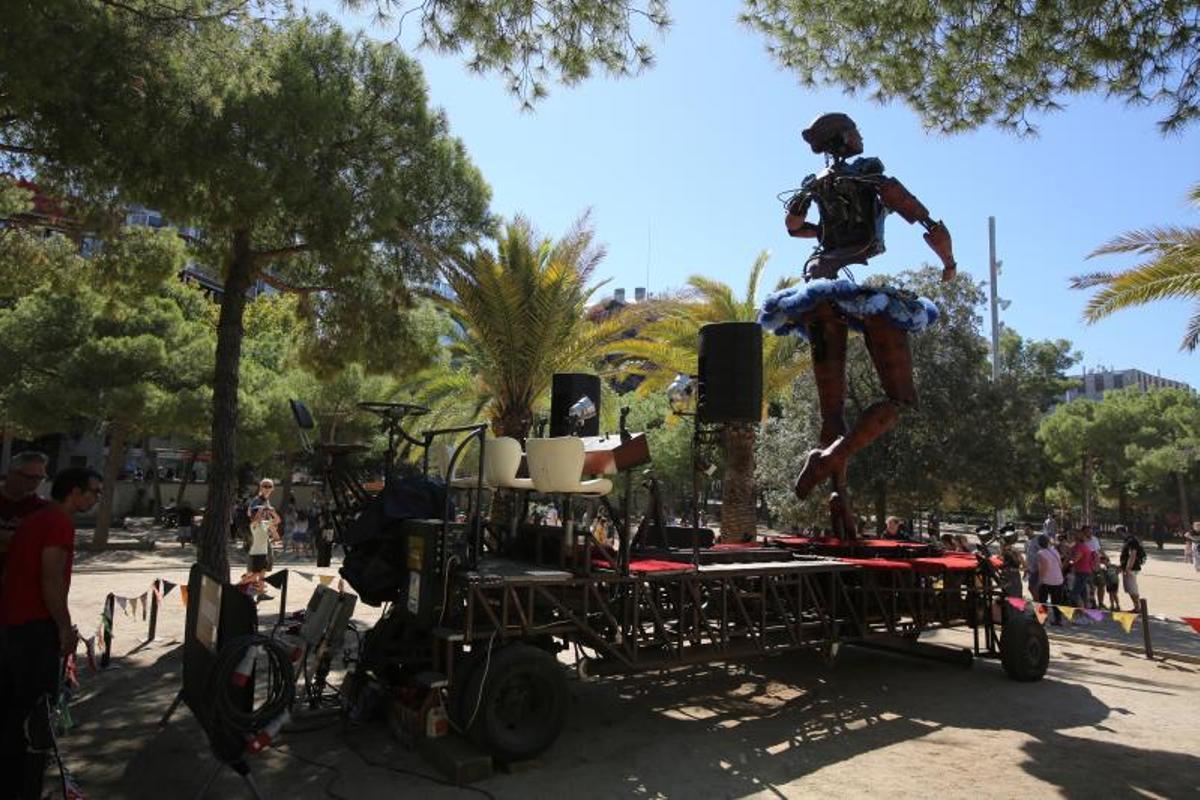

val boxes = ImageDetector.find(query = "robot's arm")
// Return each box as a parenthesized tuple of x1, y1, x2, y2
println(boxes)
(877, 177, 957, 279)
(784, 178, 819, 238)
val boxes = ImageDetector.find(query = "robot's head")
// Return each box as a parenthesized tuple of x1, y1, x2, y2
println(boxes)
(801, 112, 862, 158)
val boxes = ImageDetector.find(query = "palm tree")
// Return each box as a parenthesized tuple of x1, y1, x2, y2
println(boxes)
(411, 215, 648, 438)
(611, 252, 809, 541)
(1071, 183, 1200, 349)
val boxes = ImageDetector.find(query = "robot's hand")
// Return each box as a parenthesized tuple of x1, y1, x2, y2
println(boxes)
(786, 192, 808, 217)
(923, 221, 957, 280)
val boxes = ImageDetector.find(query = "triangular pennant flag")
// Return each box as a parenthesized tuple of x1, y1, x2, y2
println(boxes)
(264, 570, 287, 590)
(337, 579, 345, 593)
(139, 592, 149, 620)
(161, 580, 176, 598)
(1183, 617, 1200, 635)
(1056, 605, 1076, 622)
(84, 637, 98, 673)
(1113, 612, 1137, 634)
(295, 571, 315, 582)
(1033, 604, 1049, 625)
(116, 596, 128, 614)
(1006, 597, 1027, 612)
(153, 580, 163, 605)
(129, 596, 140, 618)
(318, 575, 334, 586)
(1084, 608, 1105, 622)
(179, 585, 190, 608)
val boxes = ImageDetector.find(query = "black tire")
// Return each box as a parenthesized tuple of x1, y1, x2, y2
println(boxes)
(462, 642, 568, 762)
(1000, 614, 1049, 682)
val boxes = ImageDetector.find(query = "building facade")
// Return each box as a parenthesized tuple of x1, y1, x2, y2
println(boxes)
(1063, 368, 1192, 403)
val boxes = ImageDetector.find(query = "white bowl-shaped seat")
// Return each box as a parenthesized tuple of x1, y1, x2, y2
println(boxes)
(526, 437, 612, 497)
(450, 436, 534, 490)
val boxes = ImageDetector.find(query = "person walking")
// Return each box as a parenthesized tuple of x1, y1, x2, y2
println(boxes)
(0, 467, 102, 800)
(1186, 523, 1200, 572)
(1035, 535, 1066, 625)
(1023, 523, 1041, 599)
(1068, 530, 1095, 609)
(1119, 532, 1147, 608)
(1042, 513, 1058, 540)
(0, 452, 49, 577)
(1151, 519, 1167, 551)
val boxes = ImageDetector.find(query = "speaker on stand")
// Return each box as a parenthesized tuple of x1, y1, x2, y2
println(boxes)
(697, 322, 763, 424)
(549, 373, 601, 437)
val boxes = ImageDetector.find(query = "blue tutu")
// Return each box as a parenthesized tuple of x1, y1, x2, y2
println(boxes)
(759, 278, 939, 338)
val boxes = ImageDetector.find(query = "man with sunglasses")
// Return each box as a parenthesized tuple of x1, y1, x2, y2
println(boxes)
(0, 452, 50, 577)
(0, 467, 102, 799)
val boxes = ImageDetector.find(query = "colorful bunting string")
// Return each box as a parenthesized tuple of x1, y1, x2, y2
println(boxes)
(1184, 617, 1200, 635)
(1113, 612, 1137, 633)
(1033, 603, 1049, 625)
(1006, 597, 1027, 611)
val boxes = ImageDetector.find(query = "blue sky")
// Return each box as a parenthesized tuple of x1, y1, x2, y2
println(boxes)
(316, 1, 1200, 386)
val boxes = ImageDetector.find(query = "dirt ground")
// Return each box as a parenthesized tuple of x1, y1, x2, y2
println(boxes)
(54, 530, 1200, 799)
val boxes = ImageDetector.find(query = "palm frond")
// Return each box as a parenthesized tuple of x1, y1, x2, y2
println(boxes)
(1080, 256, 1200, 322)
(1182, 302, 1200, 352)
(1087, 226, 1200, 258)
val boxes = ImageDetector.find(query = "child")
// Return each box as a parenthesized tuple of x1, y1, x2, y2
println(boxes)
(1101, 551, 1121, 611)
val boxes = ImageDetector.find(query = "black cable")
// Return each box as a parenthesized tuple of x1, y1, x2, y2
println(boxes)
(208, 634, 295, 734)
(274, 744, 352, 800)
(343, 731, 498, 800)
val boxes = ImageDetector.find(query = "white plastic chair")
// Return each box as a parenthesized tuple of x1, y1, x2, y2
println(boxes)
(450, 436, 533, 491)
(526, 437, 612, 569)
(525, 437, 612, 497)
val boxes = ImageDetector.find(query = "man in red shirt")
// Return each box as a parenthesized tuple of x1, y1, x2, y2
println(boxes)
(0, 452, 50, 576)
(0, 467, 101, 800)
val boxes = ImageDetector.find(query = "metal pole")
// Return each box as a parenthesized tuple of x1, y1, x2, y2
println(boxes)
(989, 216, 1000, 382)
(1139, 598, 1154, 659)
(148, 579, 159, 641)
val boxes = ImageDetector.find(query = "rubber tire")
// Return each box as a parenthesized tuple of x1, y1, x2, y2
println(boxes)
(1000, 614, 1049, 682)
(462, 643, 568, 762)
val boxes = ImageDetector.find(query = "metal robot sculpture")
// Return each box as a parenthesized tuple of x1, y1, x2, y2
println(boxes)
(759, 112, 958, 538)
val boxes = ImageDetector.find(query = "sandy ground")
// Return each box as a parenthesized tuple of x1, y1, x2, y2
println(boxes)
(50, 529, 1200, 799)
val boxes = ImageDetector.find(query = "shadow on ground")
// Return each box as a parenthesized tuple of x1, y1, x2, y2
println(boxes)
(58, 630, 1200, 800)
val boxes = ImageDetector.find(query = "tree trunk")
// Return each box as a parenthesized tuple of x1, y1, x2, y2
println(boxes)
(1176, 471, 1189, 531)
(279, 453, 295, 516)
(174, 452, 195, 505)
(198, 232, 255, 577)
(718, 423, 757, 543)
(1081, 451, 1093, 526)
(1117, 483, 1129, 525)
(874, 482, 887, 535)
(148, 444, 162, 515)
(93, 422, 128, 546)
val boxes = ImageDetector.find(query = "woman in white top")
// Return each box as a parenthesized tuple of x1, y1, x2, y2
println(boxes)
(248, 505, 280, 575)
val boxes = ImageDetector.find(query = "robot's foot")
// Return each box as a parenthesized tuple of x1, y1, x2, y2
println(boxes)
(794, 441, 844, 500)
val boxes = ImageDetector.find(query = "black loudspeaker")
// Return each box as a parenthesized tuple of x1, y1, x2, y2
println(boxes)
(697, 322, 762, 424)
(550, 373, 601, 437)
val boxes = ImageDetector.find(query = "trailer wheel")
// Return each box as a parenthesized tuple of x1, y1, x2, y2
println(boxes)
(1000, 614, 1049, 682)
(463, 643, 568, 762)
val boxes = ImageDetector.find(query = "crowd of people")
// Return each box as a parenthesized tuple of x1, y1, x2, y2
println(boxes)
(1019, 518, 1147, 625)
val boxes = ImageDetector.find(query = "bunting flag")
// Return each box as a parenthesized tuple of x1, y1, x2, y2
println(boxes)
(1006, 597, 1027, 612)
(1113, 612, 1137, 633)
(1084, 608, 1106, 623)
(1183, 617, 1200, 635)
(317, 575, 334, 587)
(337, 579, 345, 593)
(129, 596, 140, 618)
(153, 580, 164, 605)
(295, 571, 315, 582)
(161, 580, 177, 598)
(264, 570, 288, 590)
(1033, 603, 1049, 625)
(84, 637, 98, 674)
(179, 585, 190, 608)
(139, 592, 149, 620)
(116, 596, 128, 615)
(1056, 605, 1076, 622)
